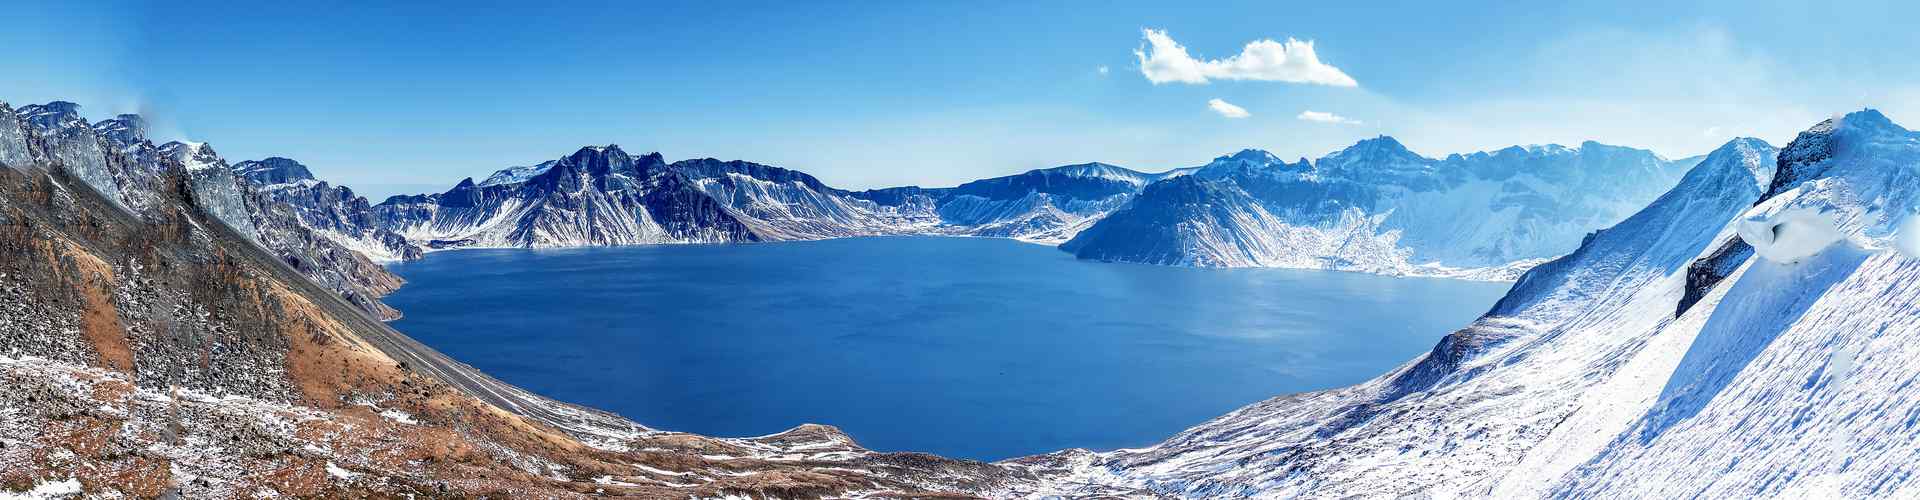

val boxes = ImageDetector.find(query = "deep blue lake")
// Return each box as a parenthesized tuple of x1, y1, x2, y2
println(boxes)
(384, 236, 1510, 460)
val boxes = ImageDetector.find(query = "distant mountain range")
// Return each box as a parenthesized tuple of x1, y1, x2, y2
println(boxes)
(1067, 138, 1693, 278)
(246, 127, 1695, 284)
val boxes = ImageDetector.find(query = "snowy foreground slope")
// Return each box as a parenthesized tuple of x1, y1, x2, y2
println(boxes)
(1008, 111, 1920, 498)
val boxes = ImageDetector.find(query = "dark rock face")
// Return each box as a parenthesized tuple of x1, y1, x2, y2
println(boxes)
(1678, 238, 1754, 316)
(233, 157, 424, 265)
(1763, 109, 1906, 204)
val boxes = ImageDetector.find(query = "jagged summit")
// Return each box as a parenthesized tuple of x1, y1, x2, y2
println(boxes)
(1329, 134, 1423, 161)
(1768, 108, 1915, 200)
(91, 113, 147, 147)
(158, 140, 222, 170)
(476, 145, 670, 188)
(232, 156, 316, 185)
(1205, 148, 1287, 169)
(18, 100, 88, 131)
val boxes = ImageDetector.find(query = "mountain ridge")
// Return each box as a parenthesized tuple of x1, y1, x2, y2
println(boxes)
(1017, 109, 1920, 498)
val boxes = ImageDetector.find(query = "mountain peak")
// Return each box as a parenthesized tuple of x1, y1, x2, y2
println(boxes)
(1324, 135, 1427, 168)
(558, 144, 635, 176)
(92, 114, 149, 147)
(1205, 149, 1284, 168)
(1032, 162, 1145, 181)
(156, 141, 227, 174)
(1230, 148, 1281, 164)
(233, 157, 316, 185)
(1357, 134, 1408, 149)
(1767, 108, 1914, 200)
(1839, 108, 1900, 133)
(18, 101, 87, 131)
(1343, 135, 1416, 157)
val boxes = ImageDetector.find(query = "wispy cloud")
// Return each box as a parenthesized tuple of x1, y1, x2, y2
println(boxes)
(1097, 65, 1110, 76)
(1296, 110, 1361, 125)
(1209, 99, 1251, 118)
(1135, 29, 1357, 86)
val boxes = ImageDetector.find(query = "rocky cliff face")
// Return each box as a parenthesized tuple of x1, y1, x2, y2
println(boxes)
(233, 157, 423, 263)
(0, 99, 1025, 498)
(1022, 111, 1920, 498)
(1063, 138, 1691, 278)
(370, 146, 761, 249)
(159, 141, 259, 241)
(0, 101, 412, 321)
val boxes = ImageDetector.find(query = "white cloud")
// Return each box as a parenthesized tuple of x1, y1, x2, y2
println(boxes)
(1297, 110, 1361, 125)
(1097, 65, 1110, 76)
(1135, 29, 1357, 87)
(1209, 99, 1251, 118)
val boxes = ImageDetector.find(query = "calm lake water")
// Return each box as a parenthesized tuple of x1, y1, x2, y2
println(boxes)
(385, 237, 1511, 460)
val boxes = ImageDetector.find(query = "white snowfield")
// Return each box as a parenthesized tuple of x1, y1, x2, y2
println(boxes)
(1011, 111, 1920, 498)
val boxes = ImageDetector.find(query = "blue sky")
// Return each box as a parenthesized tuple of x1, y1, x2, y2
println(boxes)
(8, 1, 1919, 199)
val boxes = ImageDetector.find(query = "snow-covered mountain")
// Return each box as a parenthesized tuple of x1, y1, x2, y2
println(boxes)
(368, 151, 1198, 249)
(233, 155, 315, 185)
(670, 157, 935, 239)
(1063, 138, 1693, 278)
(369, 145, 759, 248)
(232, 157, 424, 263)
(477, 159, 557, 187)
(359, 138, 1680, 280)
(835, 162, 1195, 243)
(1015, 110, 1920, 498)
